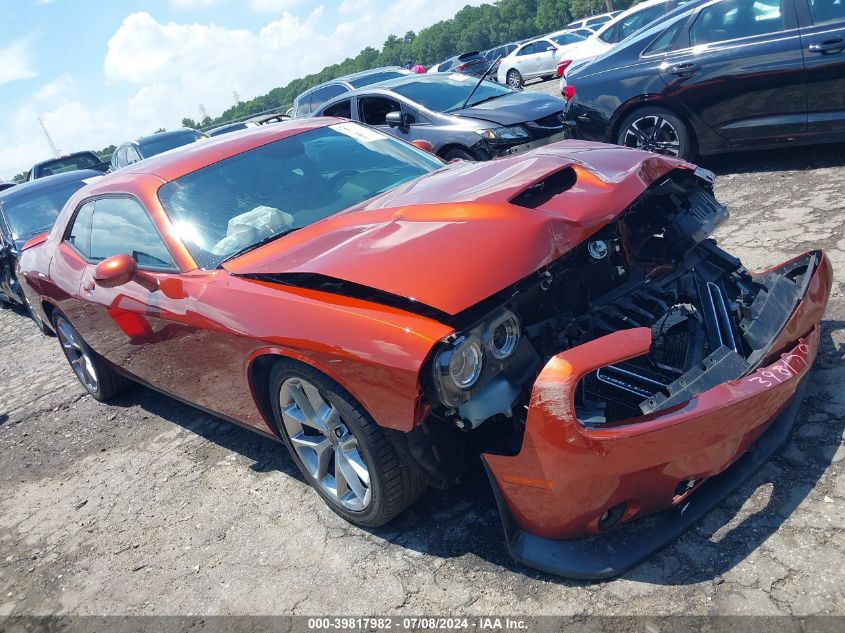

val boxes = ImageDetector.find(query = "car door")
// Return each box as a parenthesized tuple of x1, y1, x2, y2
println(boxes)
(69, 196, 192, 392)
(535, 39, 560, 75)
(357, 95, 419, 142)
(512, 42, 540, 78)
(796, 0, 845, 133)
(659, 0, 807, 145)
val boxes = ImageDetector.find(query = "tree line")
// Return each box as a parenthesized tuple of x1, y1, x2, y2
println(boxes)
(14, 0, 630, 181)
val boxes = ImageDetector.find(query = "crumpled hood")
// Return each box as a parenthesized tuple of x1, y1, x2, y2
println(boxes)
(454, 91, 565, 126)
(223, 142, 685, 316)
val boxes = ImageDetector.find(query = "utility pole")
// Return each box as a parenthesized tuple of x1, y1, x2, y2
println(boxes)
(605, 0, 614, 11)
(38, 116, 61, 158)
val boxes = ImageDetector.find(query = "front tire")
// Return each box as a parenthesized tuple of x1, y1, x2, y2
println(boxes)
(52, 311, 129, 401)
(616, 106, 694, 160)
(506, 69, 524, 89)
(270, 360, 424, 528)
(443, 147, 476, 162)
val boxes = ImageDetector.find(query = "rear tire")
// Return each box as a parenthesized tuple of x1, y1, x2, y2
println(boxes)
(506, 69, 524, 89)
(616, 106, 694, 160)
(52, 310, 129, 401)
(270, 360, 425, 528)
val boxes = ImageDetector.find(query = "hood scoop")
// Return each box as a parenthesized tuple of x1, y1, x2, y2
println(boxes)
(510, 166, 577, 209)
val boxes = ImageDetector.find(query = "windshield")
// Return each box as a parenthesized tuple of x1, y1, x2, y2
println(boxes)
(3, 180, 88, 239)
(551, 33, 586, 46)
(349, 70, 408, 88)
(139, 131, 204, 158)
(158, 123, 443, 269)
(391, 75, 511, 112)
(35, 154, 99, 177)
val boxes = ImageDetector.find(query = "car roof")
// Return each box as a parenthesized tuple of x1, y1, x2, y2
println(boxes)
(206, 122, 247, 135)
(131, 128, 201, 145)
(297, 66, 409, 98)
(86, 118, 338, 188)
(31, 151, 99, 170)
(0, 169, 102, 203)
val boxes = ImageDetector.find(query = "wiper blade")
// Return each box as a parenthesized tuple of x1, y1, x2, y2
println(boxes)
(459, 56, 501, 111)
(218, 228, 299, 267)
(465, 93, 506, 108)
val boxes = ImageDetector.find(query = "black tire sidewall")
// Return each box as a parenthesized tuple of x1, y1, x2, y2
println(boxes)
(51, 310, 123, 401)
(617, 106, 694, 161)
(443, 147, 475, 162)
(269, 361, 391, 527)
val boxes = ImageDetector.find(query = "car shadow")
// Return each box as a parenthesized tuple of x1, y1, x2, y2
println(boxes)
(699, 142, 845, 175)
(115, 318, 842, 586)
(106, 386, 304, 481)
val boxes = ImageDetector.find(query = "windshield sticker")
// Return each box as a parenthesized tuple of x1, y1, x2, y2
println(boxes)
(331, 122, 385, 143)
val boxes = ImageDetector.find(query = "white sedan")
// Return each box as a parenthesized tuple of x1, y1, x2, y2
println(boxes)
(495, 33, 587, 89)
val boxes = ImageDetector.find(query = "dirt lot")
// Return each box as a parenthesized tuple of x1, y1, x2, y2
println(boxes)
(1, 99, 844, 616)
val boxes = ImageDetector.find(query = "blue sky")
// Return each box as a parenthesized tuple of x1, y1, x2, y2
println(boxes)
(0, 0, 484, 179)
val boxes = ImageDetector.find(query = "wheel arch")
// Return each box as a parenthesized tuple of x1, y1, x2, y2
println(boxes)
(246, 348, 386, 437)
(609, 97, 699, 154)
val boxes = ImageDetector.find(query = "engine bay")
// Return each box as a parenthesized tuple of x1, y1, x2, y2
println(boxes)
(420, 167, 819, 454)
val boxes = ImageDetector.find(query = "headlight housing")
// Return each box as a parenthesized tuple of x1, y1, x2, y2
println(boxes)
(486, 311, 520, 360)
(430, 309, 523, 408)
(481, 126, 531, 141)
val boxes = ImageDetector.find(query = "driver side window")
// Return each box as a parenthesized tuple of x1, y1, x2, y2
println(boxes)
(517, 43, 537, 56)
(86, 197, 175, 270)
(358, 97, 401, 126)
(690, 0, 785, 45)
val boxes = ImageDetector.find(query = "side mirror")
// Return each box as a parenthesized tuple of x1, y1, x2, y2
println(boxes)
(385, 111, 403, 128)
(411, 139, 434, 153)
(93, 254, 158, 291)
(546, 45, 556, 52)
(386, 111, 414, 128)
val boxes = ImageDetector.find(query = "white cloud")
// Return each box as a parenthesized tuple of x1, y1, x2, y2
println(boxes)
(34, 73, 75, 102)
(0, 39, 37, 85)
(105, 2, 486, 130)
(2, 0, 488, 178)
(248, 0, 305, 12)
(0, 101, 122, 179)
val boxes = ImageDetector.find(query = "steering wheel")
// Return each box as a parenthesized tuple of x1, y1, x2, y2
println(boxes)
(327, 169, 359, 191)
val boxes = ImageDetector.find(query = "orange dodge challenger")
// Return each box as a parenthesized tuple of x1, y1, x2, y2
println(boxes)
(17, 118, 831, 578)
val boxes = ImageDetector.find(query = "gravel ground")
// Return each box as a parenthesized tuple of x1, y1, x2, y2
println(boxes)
(1, 105, 844, 616)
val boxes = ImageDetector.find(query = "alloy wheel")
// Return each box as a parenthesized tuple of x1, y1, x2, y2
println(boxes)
(278, 377, 371, 511)
(55, 316, 99, 393)
(621, 114, 681, 156)
(507, 70, 522, 89)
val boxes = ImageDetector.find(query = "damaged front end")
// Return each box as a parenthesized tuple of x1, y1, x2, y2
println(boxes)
(416, 165, 831, 578)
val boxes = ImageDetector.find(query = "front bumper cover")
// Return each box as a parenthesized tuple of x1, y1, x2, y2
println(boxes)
(482, 251, 831, 578)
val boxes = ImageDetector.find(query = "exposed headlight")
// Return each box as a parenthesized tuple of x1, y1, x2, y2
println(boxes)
(481, 126, 530, 141)
(433, 335, 485, 407)
(446, 337, 484, 389)
(487, 311, 520, 360)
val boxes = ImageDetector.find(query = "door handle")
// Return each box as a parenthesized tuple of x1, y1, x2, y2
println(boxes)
(667, 62, 700, 75)
(808, 37, 844, 53)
